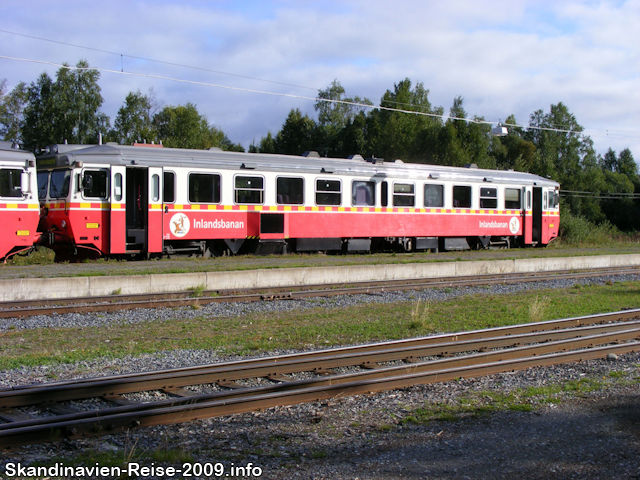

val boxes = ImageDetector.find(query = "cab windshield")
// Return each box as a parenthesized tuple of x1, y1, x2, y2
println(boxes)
(49, 169, 71, 199)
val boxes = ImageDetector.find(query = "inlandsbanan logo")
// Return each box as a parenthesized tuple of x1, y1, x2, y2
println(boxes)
(509, 216, 520, 234)
(170, 213, 190, 237)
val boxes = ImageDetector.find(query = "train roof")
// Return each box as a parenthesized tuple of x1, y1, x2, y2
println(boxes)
(0, 141, 36, 164)
(37, 143, 559, 187)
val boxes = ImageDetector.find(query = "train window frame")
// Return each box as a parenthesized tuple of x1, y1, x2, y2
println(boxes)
(189, 172, 221, 204)
(392, 182, 415, 207)
(0, 168, 23, 198)
(315, 178, 341, 206)
(81, 169, 109, 199)
(479, 187, 498, 209)
(152, 174, 160, 202)
(352, 180, 375, 207)
(114, 173, 123, 202)
(276, 176, 304, 205)
(505, 188, 521, 210)
(234, 174, 264, 205)
(543, 191, 548, 211)
(163, 171, 175, 204)
(424, 184, 444, 208)
(37, 171, 49, 200)
(48, 169, 71, 199)
(452, 185, 472, 208)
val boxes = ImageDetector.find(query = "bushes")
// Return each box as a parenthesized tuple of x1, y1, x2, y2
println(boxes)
(558, 210, 619, 246)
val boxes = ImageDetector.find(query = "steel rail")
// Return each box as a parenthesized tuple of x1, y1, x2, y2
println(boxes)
(0, 336, 638, 448)
(2, 319, 640, 409)
(2, 325, 639, 425)
(2, 266, 640, 318)
(2, 309, 639, 403)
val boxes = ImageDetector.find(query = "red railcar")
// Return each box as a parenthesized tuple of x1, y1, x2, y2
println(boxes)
(0, 142, 40, 261)
(37, 144, 560, 258)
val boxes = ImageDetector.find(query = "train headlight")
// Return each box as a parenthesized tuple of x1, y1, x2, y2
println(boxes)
(60, 220, 67, 229)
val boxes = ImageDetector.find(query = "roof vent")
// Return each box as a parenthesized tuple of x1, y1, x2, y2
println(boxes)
(302, 151, 320, 157)
(348, 154, 365, 161)
(366, 157, 383, 164)
(464, 163, 478, 169)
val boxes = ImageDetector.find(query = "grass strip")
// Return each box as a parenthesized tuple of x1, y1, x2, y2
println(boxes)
(1, 280, 640, 371)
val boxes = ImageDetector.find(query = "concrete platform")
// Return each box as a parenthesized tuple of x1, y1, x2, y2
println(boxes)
(2, 254, 640, 302)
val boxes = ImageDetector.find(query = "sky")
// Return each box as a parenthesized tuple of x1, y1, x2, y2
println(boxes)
(1, 0, 638, 158)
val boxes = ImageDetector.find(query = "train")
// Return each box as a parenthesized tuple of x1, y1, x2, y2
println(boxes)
(29, 143, 559, 260)
(0, 142, 40, 261)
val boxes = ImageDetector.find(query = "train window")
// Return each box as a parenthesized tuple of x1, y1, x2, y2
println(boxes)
(190, 173, 221, 203)
(0, 168, 23, 198)
(82, 170, 108, 198)
(316, 179, 341, 206)
(393, 183, 415, 207)
(49, 169, 71, 199)
(352, 180, 375, 207)
(452, 186, 471, 208)
(479, 187, 497, 209)
(424, 184, 444, 207)
(163, 172, 175, 203)
(527, 191, 532, 210)
(152, 174, 160, 202)
(277, 177, 304, 205)
(37, 172, 49, 199)
(235, 175, 263, 204)
(114, 173, 123, 202)
(505, 188, 521, 209)
(543, 192, 548, 211)
(549, 191, 559, 209)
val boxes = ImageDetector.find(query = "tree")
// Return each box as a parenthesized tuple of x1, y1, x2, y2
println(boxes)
(524, 103, 603, 220)
(373, 78, 443, 163)
(153, 103, 235, 150)
(0, 80, 28, 143)
(432, 96, 494, 168)
(272, 109, 318, 156)
(250, 132, 276, 153)
(21, 60, 107, 151)
(314, 79, 373, 157)
(493, 115, 537, 172)
(21, 72, 57, 152)
(111, 89, 160, 145)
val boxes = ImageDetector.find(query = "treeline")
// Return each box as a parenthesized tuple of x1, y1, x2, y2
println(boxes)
(0, 61, 637, 232)
(0, 60, 244, 153)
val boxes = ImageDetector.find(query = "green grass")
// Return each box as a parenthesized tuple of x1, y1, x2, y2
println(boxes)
(5, 246, 56, 265)
(2, 280, 640, 371)
(403, 374, 638, 426)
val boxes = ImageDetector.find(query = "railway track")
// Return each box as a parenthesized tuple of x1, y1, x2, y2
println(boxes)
(1, 309, 639, 448)
(2, 265, 640, 319)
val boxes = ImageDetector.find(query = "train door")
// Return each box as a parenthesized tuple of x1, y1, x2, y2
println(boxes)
(532, 187, 542, 244)
(522, 186, 542, 245)
(109, 166, 127, 254)
(125, 167, 148, 252)
(147, 167, 163, 253)
(522, 186, 532, 245)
